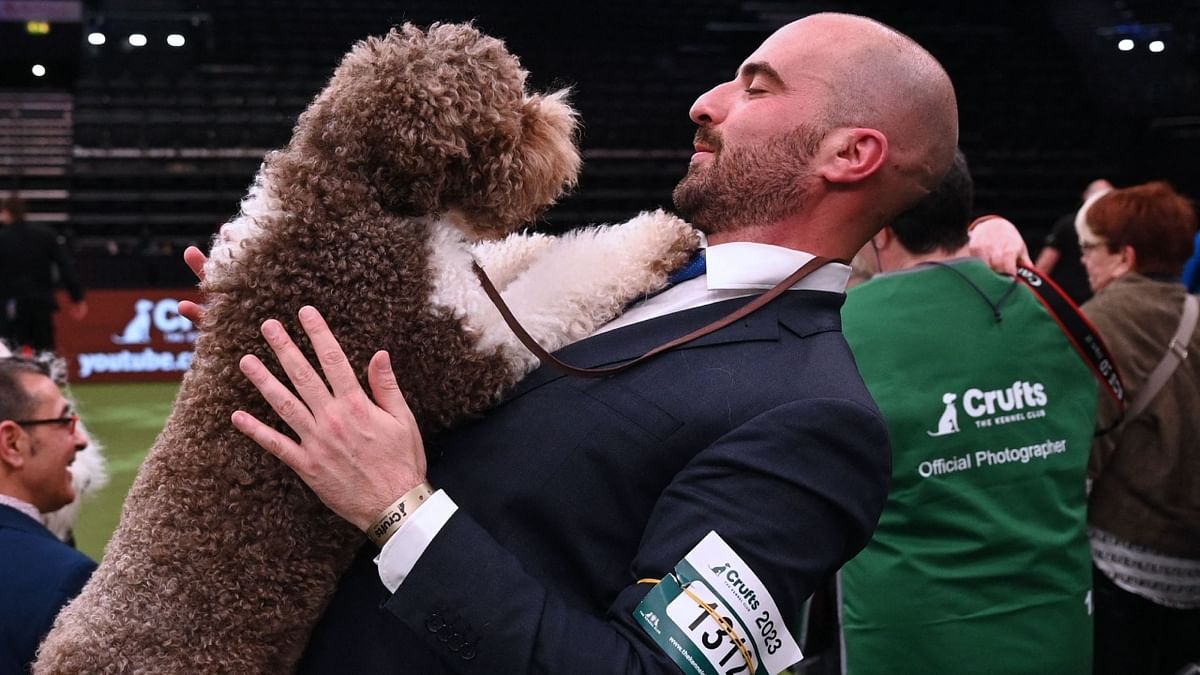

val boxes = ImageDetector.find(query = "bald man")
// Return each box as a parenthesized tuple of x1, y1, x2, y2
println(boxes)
(226, 13, 958, 674)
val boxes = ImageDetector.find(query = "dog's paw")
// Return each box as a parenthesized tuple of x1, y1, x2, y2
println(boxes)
(614, 209, 702, 280)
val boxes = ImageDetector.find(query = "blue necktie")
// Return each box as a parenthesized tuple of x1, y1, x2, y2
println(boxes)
(628, 249, 707, 309)
(666, 249, 707, 286)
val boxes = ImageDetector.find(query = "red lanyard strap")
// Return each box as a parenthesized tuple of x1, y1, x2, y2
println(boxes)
(1014, 265, 1126, 409)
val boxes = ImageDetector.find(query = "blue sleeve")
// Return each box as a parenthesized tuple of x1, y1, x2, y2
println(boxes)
(1183, 232, 1200, 293)
(383, 398, 890, 674)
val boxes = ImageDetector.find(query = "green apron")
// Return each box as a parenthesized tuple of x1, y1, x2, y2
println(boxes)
(839, 260, 1096, 675)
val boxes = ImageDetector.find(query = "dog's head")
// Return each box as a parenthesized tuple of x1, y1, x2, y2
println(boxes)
(290, 23, 581, 237)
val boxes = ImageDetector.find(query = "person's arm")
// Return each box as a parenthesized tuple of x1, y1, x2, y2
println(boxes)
(234, 308, 891, 674)
(968, 216, 1032, 276)
(1183, 233, 1200, 293)
(1034, 246, 1060, 275)
(50, 232, 86, 306)
(385, 398, 888, 674)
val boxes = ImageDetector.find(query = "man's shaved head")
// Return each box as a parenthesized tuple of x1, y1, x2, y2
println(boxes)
(777, 13, 959, 198)
(676, 12, 959, 253)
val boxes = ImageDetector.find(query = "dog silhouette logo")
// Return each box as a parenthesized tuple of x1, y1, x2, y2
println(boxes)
(112, 299, 155, 345)
(927, 393, 960, 437)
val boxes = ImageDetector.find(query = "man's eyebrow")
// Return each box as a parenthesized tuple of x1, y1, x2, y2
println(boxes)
(738, 61, 786, 89)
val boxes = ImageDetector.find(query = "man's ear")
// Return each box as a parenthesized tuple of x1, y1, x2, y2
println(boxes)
(0, 421, 26, 468)
(820, 128, 889, 185)
(872, 226, 894, 252)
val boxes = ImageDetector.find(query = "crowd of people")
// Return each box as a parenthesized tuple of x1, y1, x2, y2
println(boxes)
(2, 10, 1198, 675)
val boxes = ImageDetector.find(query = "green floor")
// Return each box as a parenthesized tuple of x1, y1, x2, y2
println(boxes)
(68, 381, 180, 561)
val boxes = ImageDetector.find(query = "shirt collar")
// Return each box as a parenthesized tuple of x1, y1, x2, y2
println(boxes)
(704, 241, 851, 293)
(0, 494, 42, 522)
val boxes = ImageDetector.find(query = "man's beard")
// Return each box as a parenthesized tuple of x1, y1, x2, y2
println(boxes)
(673, 124, 825, 235)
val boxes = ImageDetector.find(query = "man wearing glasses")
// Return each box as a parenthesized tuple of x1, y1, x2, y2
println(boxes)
(0, 357, 94, 674)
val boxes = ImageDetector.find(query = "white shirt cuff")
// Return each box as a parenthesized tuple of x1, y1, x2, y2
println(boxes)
(374, 489, 458, 593)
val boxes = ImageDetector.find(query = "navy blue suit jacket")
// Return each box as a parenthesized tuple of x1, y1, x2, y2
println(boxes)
(0, 504, 96, 674)
(299, 291, 891, 674)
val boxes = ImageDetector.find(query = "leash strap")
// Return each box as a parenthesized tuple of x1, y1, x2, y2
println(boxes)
(1014, 265, 1126, 409)
(472, 255, 838, 379)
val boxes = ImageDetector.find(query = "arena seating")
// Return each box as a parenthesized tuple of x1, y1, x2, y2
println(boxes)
(1, 0, 1155, 287)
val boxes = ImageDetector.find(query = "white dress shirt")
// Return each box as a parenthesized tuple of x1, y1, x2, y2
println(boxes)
(376, 242, 851, 591)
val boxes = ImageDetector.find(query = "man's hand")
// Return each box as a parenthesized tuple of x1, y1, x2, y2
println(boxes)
(233, 306, 428, 531)
(968, 216, 1033, 276)
(178, 246, 208, 324)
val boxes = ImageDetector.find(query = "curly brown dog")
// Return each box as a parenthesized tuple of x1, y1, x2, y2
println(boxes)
(36, 23, 697, 673)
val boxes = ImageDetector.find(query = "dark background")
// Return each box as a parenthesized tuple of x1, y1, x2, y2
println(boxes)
(2, 0, 1198, 287)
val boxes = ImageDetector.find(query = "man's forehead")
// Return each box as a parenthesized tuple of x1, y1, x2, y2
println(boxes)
(19, 372, 65, 410)
(744, 22, 848, 84)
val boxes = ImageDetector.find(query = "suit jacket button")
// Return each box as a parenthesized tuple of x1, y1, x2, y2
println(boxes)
(447, 633, 465, 652)
(425, 612, 445, 633)
(460, 643, 476, 661)
(436, 624, 455, 643)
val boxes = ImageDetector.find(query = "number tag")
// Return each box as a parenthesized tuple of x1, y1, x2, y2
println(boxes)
(634, 532, 803, 675)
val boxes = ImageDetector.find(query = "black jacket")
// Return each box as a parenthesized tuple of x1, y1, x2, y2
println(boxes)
(0, 221, 85, 308)
(299, 291, 891, 674)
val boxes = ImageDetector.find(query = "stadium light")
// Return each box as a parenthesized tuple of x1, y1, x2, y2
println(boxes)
(167, 33, 186, 47)
(32, 64, 47, 77)
(1117, 39, 1134, 51)
(1149, 40, 1165, 53)
(128, 33, 147, 47)
(87, 32, 106, 45)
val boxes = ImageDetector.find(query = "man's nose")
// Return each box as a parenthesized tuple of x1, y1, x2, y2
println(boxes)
(689, 82, 730, 126)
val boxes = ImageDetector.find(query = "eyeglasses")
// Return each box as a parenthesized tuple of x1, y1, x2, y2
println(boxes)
(14, 413, 79, 434)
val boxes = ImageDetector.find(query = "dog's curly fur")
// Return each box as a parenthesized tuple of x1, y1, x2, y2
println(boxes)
(36, 23, 697, 674)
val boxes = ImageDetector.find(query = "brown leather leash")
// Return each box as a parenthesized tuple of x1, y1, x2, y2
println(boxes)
(471, 255, 840, 379)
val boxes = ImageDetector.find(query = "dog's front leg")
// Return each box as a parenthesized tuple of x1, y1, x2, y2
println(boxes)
(469, 230, 555, 291)
(481, 210, 700, 354)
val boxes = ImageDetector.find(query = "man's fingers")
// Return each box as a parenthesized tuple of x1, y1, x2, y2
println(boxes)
(178, 300, 205, 325)
(239, 353, 317, 435)
(232, 410, 305, 470)
(260, 318, 333, 407)
(368, 351, 410, 417)
(184, 246, 208, 282)
(297, 306, 361, 398)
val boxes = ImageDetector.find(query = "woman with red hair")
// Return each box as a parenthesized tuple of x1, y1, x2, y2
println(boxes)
(1075, 180, 1200, 675)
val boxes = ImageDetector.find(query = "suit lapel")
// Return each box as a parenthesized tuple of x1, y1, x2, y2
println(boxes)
(509, 290, 845, 396)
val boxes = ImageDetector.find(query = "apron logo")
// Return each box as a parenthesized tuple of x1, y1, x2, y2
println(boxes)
(928, 381, 1049, 434)
(927, 393, 961, 436)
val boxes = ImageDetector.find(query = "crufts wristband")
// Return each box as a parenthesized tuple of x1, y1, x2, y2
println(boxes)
(367, 482, 435, 548)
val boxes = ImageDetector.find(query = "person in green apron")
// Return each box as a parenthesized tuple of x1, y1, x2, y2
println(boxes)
(837, 151, 1097, 674)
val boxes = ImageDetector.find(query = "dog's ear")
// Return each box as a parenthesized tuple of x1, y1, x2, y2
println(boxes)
(458, 88, 582, 237)
(290, 23, 544, 216)
(282, 23, 580, 229)
(288, 25, 459, 214)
